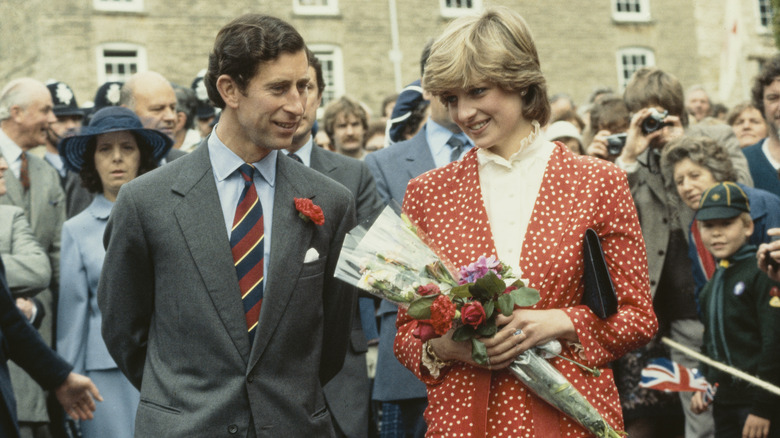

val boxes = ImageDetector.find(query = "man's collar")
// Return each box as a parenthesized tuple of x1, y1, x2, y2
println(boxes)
(0, 128, 22, 162)
(208, 128, 277, 187)
(286, 136, 313, 167)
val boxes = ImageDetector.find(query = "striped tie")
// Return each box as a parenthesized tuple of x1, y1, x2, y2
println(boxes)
(230, 164, 264, 345)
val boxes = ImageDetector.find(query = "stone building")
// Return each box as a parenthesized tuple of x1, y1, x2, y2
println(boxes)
(0, 0, 775, 117)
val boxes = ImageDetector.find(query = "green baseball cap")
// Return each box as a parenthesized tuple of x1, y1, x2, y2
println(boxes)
(695, 181, 750, 221)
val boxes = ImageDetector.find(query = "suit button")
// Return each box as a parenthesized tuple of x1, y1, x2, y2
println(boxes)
(650, 280, 657, 286)
(657, 250, 664, 256)
(228, 425, 238, 434)
(247, 375, 254, 383)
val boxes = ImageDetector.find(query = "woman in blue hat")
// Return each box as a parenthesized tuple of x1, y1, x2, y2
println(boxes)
(55, 106, 172, 437)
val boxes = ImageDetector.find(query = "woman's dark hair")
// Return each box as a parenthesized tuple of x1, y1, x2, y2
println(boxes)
(79, 131, 158, 194)
(205, 14, 305, 108)
(752, 55, 780, 116)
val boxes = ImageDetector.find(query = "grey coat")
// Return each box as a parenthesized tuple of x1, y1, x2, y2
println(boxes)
(0, 151, 64, 423)
(98, 143, 357, 438)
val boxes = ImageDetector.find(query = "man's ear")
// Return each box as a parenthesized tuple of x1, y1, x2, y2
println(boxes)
(217, 75, 240, 109)
(8, 105, 24, 122)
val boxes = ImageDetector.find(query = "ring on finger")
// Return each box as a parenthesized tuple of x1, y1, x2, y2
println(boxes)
(486, 356, 491, 368)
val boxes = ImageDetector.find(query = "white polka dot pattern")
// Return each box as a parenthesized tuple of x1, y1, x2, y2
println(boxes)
(395, 144, 657, 437)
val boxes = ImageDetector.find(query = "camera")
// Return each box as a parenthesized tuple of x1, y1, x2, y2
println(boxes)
(605, 133, 627, 156)
(641, 109, 670, 134)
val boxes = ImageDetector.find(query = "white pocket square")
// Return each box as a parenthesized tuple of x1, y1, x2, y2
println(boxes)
(304, 247, 320, 263)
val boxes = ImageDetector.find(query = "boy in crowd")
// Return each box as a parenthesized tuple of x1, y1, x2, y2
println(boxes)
(691, 182, 780, 438)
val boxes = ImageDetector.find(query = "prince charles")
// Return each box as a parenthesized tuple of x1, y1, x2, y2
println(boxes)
(98, 14, 356, 437)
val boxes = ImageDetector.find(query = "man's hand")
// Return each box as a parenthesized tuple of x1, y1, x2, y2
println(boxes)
(757, 228, 780, 281)
(586, 129, 613, 160)
(54, 372, 103, 421)
(689, 391, 711, 414)
(15, 298, 34, 320)
(619, 107, 684, 165)
(742, 414, 770, 438)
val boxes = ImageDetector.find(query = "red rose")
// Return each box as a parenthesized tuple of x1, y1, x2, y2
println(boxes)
(461, 301, 486, 328)
(417, 283, 441, 296)
(430, 295, 456, 335)
(412, 322, 437, 342)
(294, 198, 325, 225)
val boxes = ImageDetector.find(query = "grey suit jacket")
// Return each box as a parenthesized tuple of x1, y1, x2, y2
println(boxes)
(0, 151, 64, 423)
(308, 146, 383, 438)
(364, 128, 432, 401)
(0, 205, 51, 298)
(99, 143, 357, 437)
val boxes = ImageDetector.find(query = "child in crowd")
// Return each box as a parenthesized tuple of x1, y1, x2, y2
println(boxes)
(691, 181, 780, 438)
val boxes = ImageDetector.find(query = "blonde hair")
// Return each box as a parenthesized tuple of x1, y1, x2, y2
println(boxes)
(422, 6, 550, 125)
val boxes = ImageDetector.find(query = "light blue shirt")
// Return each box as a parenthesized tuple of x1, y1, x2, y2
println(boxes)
(425, 119, 472, 168)
(208, 129, 275, 282)
(0, 128, 23, 179)
(45, 152, 67, 178)
(284, 136, 313, 167)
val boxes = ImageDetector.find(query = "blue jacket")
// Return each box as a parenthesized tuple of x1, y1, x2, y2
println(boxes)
(743, 139, 780, 198)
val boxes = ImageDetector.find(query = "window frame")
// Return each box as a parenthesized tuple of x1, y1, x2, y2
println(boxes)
(616, 47, 656, 91)
(439, 0, 482, 18)
(756, 0, 773, 33)
(93, 0, 144, 13)
(292, 0, 339, 16)
(611, 0, 651, 23)
(96, 43, 147, 85)
(308, 44, 345, 119)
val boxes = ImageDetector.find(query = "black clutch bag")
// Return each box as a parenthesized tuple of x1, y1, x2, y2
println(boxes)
(582, 228, 618, 319)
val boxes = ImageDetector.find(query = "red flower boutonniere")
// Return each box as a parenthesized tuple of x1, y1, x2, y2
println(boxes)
(294, 198, 325, 225)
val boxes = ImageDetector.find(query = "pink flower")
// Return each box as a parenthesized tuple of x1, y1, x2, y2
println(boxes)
(461, 301, 486, 328)
(417, 283, 441, 296)
(412, 322, 437, 342)
(458, 255, 501, 284)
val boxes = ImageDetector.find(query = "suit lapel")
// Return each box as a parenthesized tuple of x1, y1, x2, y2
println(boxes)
(172, 145, 253, 362)
(309, 146, 337, 176)
(519, 145, 579, 292)
(248, 154, 315, 370)
(0, 167, 24, 211)
(404, 130, 436, 182)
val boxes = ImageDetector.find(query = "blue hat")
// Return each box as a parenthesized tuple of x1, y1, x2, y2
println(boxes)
(59, 106, 173, 172)
(387, 80, 426, 143)
(46, 81, 84, 118)
(695, 182, 750, 221)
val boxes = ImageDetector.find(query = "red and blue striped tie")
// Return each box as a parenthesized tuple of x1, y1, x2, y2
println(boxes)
(231, 164, 264, 345)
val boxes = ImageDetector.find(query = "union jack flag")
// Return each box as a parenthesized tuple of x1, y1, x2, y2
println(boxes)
(640, 358, 717, 403)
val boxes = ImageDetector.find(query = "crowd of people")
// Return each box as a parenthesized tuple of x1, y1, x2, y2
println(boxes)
(1, 7, 780, 438)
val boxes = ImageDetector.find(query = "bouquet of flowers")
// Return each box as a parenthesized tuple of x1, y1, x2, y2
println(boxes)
(335, 206, 625, 437)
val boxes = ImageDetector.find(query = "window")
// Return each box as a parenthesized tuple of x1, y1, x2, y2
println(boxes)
(616, 48, 655, 90)
(440, 0, 481, 17)
(757, 0, 774, 32)
(292, 0, 339, 16)
(309, 45, 344, 117)
(96, 43, 147, 85)
(94, 0, 143, 12)
(612, 0, 651, 22)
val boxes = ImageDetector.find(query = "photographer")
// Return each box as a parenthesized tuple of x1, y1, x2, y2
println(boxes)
(613, 67, 753, 438)
(585, 96, 630, 162)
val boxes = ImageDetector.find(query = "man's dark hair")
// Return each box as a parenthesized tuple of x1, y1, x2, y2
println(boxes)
(80, 132, 158, 193)
(624, 67, 688, 127)
(306, 48, 325, 97)
(205, 14, 305, 109)
(752, 55, 780, 116)
(172, 84, 197, 130)
(590, 96, 630, 133)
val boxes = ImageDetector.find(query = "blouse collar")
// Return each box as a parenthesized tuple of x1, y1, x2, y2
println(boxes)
(477, 120, 543, 169)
